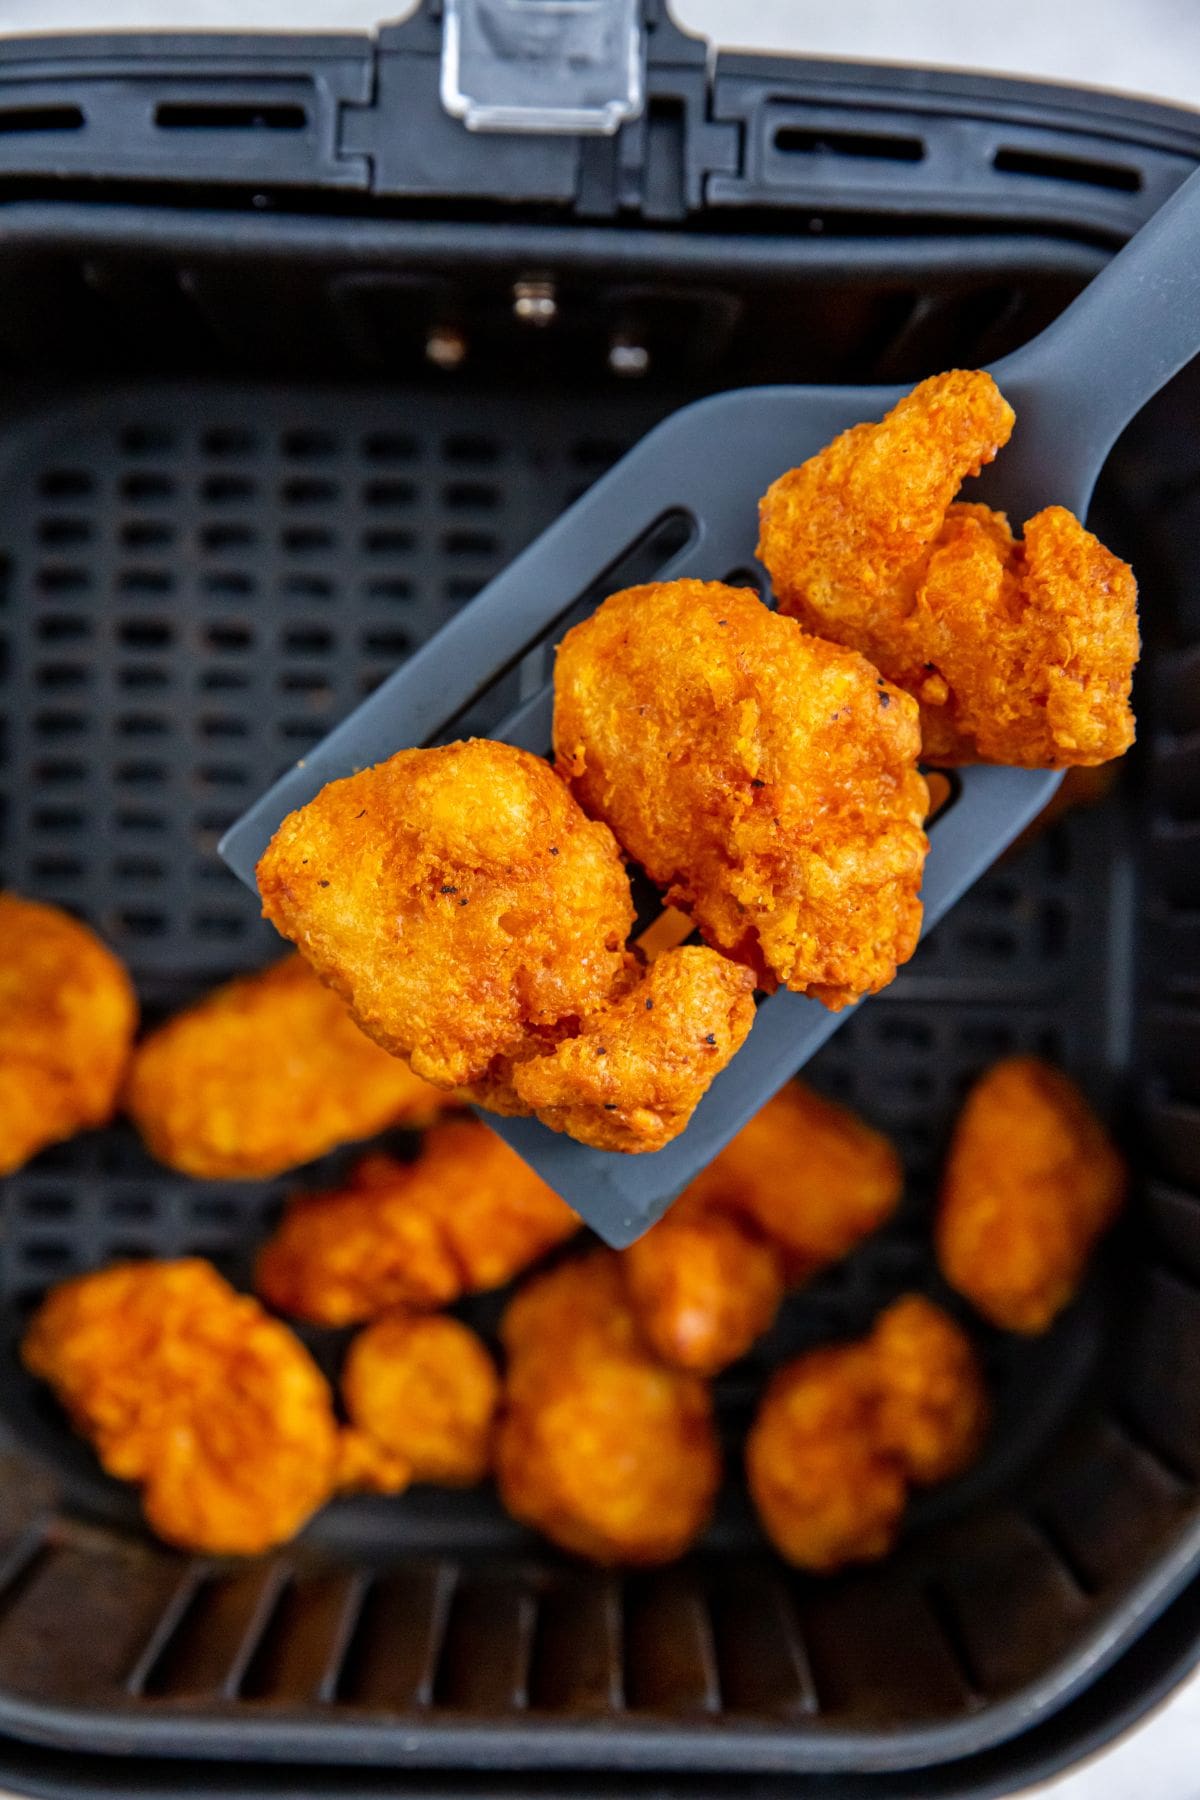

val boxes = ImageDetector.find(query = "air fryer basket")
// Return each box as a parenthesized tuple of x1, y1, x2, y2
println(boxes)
(0, 10, 1199, 1787)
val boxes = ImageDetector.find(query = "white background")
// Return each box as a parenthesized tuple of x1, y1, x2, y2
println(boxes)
(0, 4, 1198, 1795)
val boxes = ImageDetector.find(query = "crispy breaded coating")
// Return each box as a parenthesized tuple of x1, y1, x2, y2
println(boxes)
(871, 1294, 990, 1485)
(684, 1082, 902, 1282)
(746, 1295, 988, 1571)
(747, 1344, 908, 1572)
(0, 894, 137, 1176)
(759, 371, 1014, 665)
(758, 372, 1138, 767)
(499, 1248, 642, 1395)
(21, 1260, 406, 1555)
(911, 503, 1139, 765)
(510, 946, 756, 1153)
(497, 1253, 720, 1564)
(554, 580, 929, 1006)
(936, 1057, 1126, 1334)
(256, 1117, 579, 1326)
(335, 1426, 413, 1497)
(620, 1194, 784, 1375)
(124, 955, 452, 1180)
(496, 1354, 721, 1566)
(343, 1313, 500, 1487)
(257, 740, 635, 1097)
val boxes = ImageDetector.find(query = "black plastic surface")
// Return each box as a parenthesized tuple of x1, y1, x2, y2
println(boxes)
(0, 18, 1197, 1795)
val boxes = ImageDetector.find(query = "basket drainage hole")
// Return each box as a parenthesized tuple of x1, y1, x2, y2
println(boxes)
(775, 125, 925, 163)
(992, 147, 1141, 193)
(155, 102, 307, 132)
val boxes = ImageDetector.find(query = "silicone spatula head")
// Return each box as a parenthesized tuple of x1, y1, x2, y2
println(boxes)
(221, 166, 1200, 1246)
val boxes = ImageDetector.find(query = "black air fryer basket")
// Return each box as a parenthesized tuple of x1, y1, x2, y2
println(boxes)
(0, 6, 1199, 1793)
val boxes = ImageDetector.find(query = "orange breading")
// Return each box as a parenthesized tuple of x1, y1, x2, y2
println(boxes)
(124, 955, 453, 1180)
(343, 1313, 500, 1487)
(871, 1294, 990, 1485)
(746, 1344, 908, 1572)
(911, 503, 1139, 765)
(936, 1057, 1126, 1334)
(746, 1295, 988, 1571)
(256, 740, 636, 1097)
(683, 1082, 902, 1283)
(499, 1248, 641, 1393)
(759, 371, 1014, 668)
(496, 1250, 722, 1563)
(495, 1354, 722, 1566)
(758, 371, 1138, 768)
(619, 1195, 784, 1376)
(509, 946, 756, 1153)
(0, 894, 137, 1176)
(554, 580, 929, 1006)
(256, 1117, 579, 1326)
(21, 1260, 407, 1555)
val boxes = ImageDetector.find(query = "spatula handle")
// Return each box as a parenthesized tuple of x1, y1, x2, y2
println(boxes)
(990, 162, 1200, 520)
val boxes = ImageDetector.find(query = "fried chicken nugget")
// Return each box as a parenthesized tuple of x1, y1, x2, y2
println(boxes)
(746, 1344, 908, 1572)
(554, 580, 929, 1006)
(497, 1253, 721, 1564)
(510, 946, 756, 1153)
(911, 503, 1139, 765)
(746, 1295, 988, 1571)
(684, 1081, 903, 1283)
(759, 371, 1014, 666)
(758, 371, 1138, 768)
(257, 740, 636, 1097)
(936, 1057, 1126, 1334)
(499, 1248, 642, 1390)
(871, 1294, 990, 1485)
(0, 894, 137, 1176)
(21, 1260, 407, 1555)
(343, 1313, 500, 1486)
(124, 955, 453, 1180)
(619, 1194, 784, 1376)
(256, 1116, 579, 1326)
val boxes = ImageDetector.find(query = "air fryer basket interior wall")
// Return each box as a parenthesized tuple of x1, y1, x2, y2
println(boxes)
(0, 4, 1198, 1784)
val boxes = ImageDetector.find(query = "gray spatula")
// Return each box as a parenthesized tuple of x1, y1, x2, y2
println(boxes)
(222, 166, 1200, 1247)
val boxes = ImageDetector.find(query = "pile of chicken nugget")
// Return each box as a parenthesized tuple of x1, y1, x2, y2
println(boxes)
(250, 370, 1138, 1153)
(1, 368, 1137, 1574)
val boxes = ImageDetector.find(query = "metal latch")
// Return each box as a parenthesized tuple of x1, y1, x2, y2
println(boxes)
(441, 0, 645, 134)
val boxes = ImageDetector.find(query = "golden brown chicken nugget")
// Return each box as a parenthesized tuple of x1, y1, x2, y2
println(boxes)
(620, 1197, 784, 1376)
(758, 371, 1014, 675)
(256, 1117, 579, 1326)
(0, 894, 137, 1176)
(936, 1057, 1126, 1334)
(499, 1249, 640, 1381)
(510, 946, 756, 1152)
(495, 1351, 721, 1565)
(871, 1294, 989, 1486)
(746, 1295, 987, 1571)
(257, 740, 635, 1096)
(913, 504, 1138, 766)
(746, 1344, 908, 1572)
(22, 1259, 405, 1555)
(555, 580, 929, 1006)
(759, 373, 1137, 768)
(684, 1082, 902, 1283)
(343, 1313, 500, 1487)
(125, 955, 452, 1180)
(497, 1251, 721, 1562)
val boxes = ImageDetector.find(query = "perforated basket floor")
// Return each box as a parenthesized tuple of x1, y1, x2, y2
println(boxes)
(0, 375, 1197, 1776)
